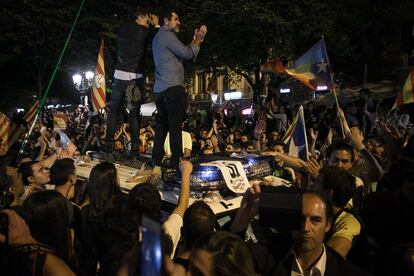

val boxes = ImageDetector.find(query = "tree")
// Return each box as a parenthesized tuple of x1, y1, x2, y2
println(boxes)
(0, 0, 410, 112)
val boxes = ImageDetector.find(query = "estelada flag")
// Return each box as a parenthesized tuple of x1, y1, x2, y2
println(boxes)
(262, 39, 334, 91)
(92, 40, 106, 112)
(0, 100, 39, 150)
(283, 105, 309, 161)
(392, 70, 414, 110)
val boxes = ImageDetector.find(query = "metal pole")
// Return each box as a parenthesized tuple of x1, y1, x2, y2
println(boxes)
(321, 36, 345, 139)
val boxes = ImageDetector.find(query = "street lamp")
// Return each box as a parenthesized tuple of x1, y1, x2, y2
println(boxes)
(72, 71, 94, 106)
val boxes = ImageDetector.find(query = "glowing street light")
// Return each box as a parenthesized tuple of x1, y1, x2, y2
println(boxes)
(72, 74, 82, 89)
(72, 71, 94, 106)
(85, 71, 94, 81)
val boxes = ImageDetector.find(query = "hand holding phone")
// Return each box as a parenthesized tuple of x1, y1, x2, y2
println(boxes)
(140, 216, 162, 276)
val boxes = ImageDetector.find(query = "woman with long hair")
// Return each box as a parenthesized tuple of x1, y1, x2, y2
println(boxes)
(86, 162, 125, 222)
(79, 162, 128, 274)
(21, 190, 74, 267)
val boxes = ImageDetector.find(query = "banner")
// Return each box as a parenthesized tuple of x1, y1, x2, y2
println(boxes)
(201, 160, 249, 194)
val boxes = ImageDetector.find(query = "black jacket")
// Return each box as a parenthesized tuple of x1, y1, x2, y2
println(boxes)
(115, 22, 155, 74)
(271, 246, 370, 276)
(247, 232, 370, 276)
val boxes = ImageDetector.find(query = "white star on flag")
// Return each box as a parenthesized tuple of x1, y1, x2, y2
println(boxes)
(316, 60, 328, 73)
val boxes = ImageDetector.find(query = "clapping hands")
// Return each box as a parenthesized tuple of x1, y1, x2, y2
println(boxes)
(194, 25, 207, 41)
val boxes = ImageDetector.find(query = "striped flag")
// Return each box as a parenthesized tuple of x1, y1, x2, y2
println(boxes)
(0, 100, 39, 150)
(23, 100, 40, 124)
(392, 70, 414, 110)
(91, 40, 106, 112)
(0, 113, 12, 149)
(283, 106, 309, 161)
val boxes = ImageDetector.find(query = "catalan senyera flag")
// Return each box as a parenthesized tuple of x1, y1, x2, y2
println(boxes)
(283, 105, 309, 161)
(0, 100, 39, 150)
(392, 70, 414, 110)
(0, 113, 12, 148)
(264, 39, 334, 91)
(92, 40, 106, 112)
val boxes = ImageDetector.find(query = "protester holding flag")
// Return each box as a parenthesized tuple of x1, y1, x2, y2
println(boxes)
(105, 7, 159, 158)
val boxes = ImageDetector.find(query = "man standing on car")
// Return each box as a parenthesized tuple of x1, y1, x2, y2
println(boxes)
(151, 9, 207, 176)
(106, 7, 159, 158)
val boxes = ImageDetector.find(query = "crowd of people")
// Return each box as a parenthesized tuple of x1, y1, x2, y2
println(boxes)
(1, 6, 414, 276)
(1, 85, 414, 275)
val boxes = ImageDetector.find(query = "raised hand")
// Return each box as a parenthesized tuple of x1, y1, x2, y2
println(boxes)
(305, 157, 323, 180)
(347, 127, 365, 150)
(150, 14, 159, 26)
(309, 128, 319, 142)
(66, 143, 77, 157)
(179, 160, 193, 175)
(194, 25, 208, 41)
(326, 128, 334, 145)
(230, 182, 261, 234)
(241, 183, 261, 218)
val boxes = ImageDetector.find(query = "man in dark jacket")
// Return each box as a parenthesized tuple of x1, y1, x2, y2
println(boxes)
(271, 191, 368, 275)
(230, 186, 369, 275)
(105, 7, 159, 157)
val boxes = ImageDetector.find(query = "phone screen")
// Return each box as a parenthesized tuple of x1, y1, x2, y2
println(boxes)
(140, 216, 162, 276)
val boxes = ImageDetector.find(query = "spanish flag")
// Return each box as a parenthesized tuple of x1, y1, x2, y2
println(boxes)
(262, 39, 334, 91)
(92, 40, 106, 112)
(393, 70, 414, 110)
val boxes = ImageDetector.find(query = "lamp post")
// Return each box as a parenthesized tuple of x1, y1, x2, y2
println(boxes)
(72, 71, 94, 106)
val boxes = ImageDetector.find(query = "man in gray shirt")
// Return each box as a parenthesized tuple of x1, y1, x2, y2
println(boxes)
(151, 9, 207, 173)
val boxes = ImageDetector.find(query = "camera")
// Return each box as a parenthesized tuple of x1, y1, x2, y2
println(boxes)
(259, 185, 302, 232)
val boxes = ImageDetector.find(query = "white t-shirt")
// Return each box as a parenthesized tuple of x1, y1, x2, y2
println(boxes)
(164, 131, 192, 157)
(162, 212, 183, 257)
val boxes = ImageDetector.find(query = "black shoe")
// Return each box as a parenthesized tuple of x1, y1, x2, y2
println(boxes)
(95, 151, 115, 162)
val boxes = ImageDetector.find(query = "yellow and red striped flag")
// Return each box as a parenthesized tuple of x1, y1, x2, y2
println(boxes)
(0, 112, 12, 149)
(91, 40, 106, 112)
(0, 100, 39, 150)
(23, 100, 40, 124)
(393, 70, 414, 110)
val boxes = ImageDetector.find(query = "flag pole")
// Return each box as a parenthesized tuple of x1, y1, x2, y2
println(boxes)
(321, 36, 345, 138)
(17, 0, 86, 160)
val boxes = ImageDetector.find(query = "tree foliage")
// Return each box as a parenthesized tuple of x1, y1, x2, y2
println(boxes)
(0, 0, 411, 111)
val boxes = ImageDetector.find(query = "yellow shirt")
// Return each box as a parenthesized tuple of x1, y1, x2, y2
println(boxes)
(163, 131, 192, 157)
(332, 210, 361, 242)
